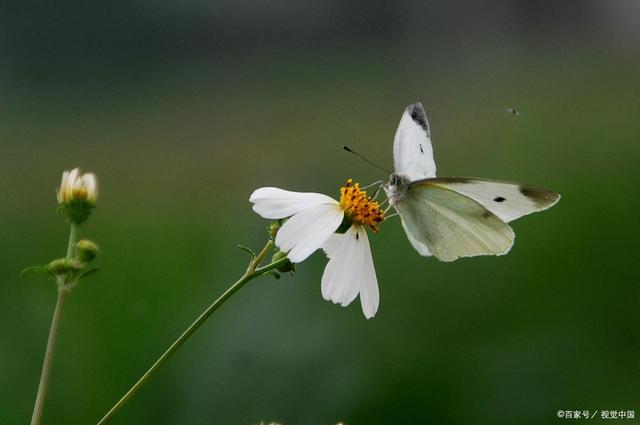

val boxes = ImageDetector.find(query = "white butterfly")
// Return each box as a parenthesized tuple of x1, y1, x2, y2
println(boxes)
(384, 102, 560, 262)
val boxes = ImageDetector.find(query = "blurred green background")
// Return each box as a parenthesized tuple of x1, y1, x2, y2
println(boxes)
(2, 1, 640, 424)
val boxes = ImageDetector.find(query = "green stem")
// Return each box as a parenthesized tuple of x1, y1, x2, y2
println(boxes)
(30, 288, 68, 425)
(66, 223, 78, 259)
(30, 224, 77, 425)
(96, 240, 288, 425)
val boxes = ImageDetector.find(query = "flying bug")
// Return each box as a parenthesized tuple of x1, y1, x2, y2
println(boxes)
(507, 108, 520, 116)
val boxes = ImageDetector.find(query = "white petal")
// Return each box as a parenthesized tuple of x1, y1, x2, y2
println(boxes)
(358, 229, 380, 319)
(321, 232, 343, 258)
(321, 225, 380, 318)
(60, 171, 70, 190)
(67, 168, 79, 188)
(250, 187, 338, 219)
(58, 171, 70, 202)
(275, 203, 343, 263)
(321, 227, 362, 306)
(83, 173, 97, 201)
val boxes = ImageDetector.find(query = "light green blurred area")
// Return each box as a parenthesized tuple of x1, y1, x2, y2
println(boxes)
(2, 28, 640, 425)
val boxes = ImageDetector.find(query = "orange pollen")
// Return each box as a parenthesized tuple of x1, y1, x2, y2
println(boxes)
(339, 179, 385, 233)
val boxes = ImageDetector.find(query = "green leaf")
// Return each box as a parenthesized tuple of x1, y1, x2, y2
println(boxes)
(77, 268, 99, 280)
(19, 265, 49, 278)
(237, 244, 257, 258)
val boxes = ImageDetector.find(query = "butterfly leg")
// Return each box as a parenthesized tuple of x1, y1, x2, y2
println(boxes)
(383, 212, 398, 221)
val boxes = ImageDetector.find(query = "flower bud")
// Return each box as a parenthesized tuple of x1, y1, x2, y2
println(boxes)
(268, 220, 282, 239)
(272, 250, 295, 274)
(47, 258, 82, 276)
(57, 168, 98, 224)
(75, 240, 99, 262)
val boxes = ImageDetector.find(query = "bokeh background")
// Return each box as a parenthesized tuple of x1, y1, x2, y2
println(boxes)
(2, 1, 640, 424)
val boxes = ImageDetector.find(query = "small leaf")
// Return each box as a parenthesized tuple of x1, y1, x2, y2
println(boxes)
(77, 268, 99, 280)
(237, 244, 257, 258)
(19, 266, 49, 278)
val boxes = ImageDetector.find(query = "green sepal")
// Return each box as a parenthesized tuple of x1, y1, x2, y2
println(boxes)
(271, 251, 295, 274)
(58, 199, 94, 225)
(335, 219, 352, 234)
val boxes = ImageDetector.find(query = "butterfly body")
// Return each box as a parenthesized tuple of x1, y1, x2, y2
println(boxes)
(385, 173, 410, 205)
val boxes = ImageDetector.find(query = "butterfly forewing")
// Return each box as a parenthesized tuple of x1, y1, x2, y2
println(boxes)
(395, 182, 515, 262)
(393, 102, 436, 182)
(425, 177, 561, 223)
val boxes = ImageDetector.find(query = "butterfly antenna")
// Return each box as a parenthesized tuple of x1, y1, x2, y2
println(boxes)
(342, 146, 391, 174)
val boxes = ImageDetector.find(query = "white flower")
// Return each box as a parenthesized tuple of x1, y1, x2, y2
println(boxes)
(250, 179, 383, 319)
(57, 167, 98, 224)
(57, 167, 98, 205)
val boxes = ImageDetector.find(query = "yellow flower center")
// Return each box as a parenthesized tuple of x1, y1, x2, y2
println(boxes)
(339, 179, 385, 232)
(71, 188, 88, 201)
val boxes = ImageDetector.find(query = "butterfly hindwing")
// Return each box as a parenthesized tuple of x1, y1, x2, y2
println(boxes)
(395, 182, 515, 262)
(393, 102, 436, 182)
(425, 177, 561, 223)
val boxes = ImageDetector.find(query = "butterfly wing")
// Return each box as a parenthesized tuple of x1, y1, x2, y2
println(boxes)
(400, 219, 433, 256)
(395, 182, 515, 262)
(425, 177, 560, 223)
(393, 102, 436, 181)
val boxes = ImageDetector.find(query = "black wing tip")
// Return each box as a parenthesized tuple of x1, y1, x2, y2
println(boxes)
(406, 102, 430, 133)
(519, 185, 561, 208)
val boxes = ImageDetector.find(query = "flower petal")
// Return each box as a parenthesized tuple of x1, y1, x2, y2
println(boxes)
(357, 229, 380, 319)
(58, 171, 70, 203)
(321, 225, 379, 318)
(83, 173, 97, 202)
(67, 168, 79, 188)
(275, 203, 343, 263)
(250, 187, 338, 219)
(321, 228, 362, 307)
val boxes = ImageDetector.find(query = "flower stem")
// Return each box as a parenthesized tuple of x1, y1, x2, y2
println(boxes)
(66, 223, 78, 259)
(96, 239, 288, 425)
(30, 223, 77, 425)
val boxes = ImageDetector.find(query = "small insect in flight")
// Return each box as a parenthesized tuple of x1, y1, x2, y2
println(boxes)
(506, 108, 520, 116)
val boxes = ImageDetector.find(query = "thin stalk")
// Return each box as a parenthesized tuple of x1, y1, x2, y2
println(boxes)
(96, 240, 287, 425)
(30, 223, 77, 425)
(65, 223, 78, 259)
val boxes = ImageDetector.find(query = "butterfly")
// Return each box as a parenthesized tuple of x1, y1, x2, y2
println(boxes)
(383, 102, 560, 262)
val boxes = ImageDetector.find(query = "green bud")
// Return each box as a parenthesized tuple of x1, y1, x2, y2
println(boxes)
(271, 250, 295, 274)
(268, 220, 282, 239)
(47, 258, 82, 276)
(75, 240, 99, 262)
